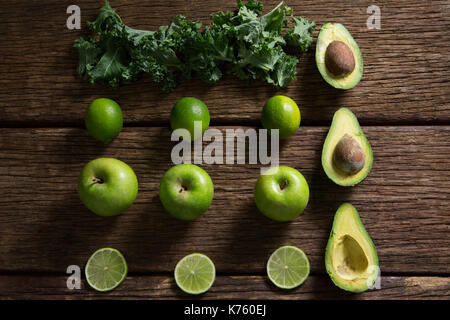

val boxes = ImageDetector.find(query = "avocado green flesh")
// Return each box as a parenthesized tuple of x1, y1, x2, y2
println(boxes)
(316, 23, 363, 89)
(325, 203, 379, 293)
(322, 108, 372, 186)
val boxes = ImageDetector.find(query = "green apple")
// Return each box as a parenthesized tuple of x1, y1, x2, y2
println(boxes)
(254, 166, 309, 222)
(78, 158, 138, 217)
(159, 164, 214, 220)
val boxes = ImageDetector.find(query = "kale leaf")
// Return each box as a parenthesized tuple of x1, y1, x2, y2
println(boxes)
(74, 0, 315, 92)
(284, 17, 316, 52)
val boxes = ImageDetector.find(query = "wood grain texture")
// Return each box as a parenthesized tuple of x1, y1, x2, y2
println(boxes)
(0, 126, 448, 274)
(0, 0, 449, 299)
(0, 0, 449, 126)
(0, 275, 448, 300)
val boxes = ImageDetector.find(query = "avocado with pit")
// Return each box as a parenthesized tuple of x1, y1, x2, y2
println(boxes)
(325, 203, 379, 293)
(322, 108, 372, 186)
(316, 23, 363, 89)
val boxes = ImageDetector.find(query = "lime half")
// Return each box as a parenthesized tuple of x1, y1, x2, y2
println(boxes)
(85, 248, 128, 292)
(174, 253, 215, 295)
(267, 245, 310, 289)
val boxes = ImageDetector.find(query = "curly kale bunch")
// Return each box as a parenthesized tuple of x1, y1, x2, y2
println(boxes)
(74, 0, 315, 92)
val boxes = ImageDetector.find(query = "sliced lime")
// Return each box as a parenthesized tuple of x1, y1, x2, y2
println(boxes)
(85, 248, 128, 292)
(267, 245, 310, 289)
(174, 253, 215, 295)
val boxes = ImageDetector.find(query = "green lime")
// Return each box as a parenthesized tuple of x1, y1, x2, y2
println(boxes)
(174, 253, 216, 295)
(85, 248, 128, 292)
(85, 98, 123, 143)
(170, 97, 210, 141)
(261, 95, 300, 139)
(267, 245, 310, 289)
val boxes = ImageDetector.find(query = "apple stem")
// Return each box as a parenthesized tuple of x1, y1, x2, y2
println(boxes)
(92, 177, 104, 184)
(279, 180, 288, 190)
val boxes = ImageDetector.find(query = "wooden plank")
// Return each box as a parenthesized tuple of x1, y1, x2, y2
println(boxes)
(0, 275, 448, 300)
(0, 0, 448, 125)
(0, 126, 448, 274)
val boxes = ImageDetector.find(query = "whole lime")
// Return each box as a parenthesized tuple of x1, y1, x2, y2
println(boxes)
(85, 98, 123, 143)
(261, 96, 300, 139)
(170, 97, 210, 141)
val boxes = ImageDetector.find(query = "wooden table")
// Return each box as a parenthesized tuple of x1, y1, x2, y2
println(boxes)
(0, 0, 449, 300)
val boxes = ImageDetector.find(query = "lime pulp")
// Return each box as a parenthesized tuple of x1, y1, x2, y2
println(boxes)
(174, 253, 216, 294)
(267, 245, 310, 289)
(85, 248, 128, 292)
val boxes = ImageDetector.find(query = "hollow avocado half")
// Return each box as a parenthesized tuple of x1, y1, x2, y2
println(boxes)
(316, 23, 363, 89)
(322, 108, 372, 186)
(325, 203, 379, 293)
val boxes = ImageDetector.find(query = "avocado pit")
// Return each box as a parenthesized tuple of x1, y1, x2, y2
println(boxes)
(333, 134, 365, 175)
(325, 41, 355, 76)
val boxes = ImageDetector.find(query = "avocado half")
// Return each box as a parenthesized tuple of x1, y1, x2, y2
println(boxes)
(322, 108, 372, 186)
(316, 23, 363, 89)
(325, 203, 379, 293)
